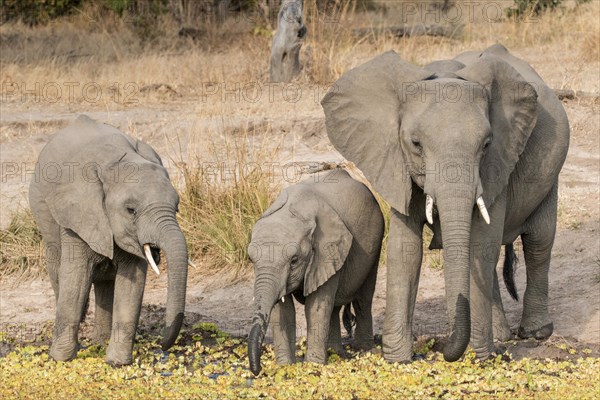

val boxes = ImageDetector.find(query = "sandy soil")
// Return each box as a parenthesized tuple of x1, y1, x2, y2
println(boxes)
(1, 56, 598, 361)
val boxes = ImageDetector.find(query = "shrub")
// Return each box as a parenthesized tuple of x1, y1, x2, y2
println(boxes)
(0, 0, 82, 25)
(507, 0, 591, 18)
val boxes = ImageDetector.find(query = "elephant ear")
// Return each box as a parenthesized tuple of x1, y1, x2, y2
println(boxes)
(260, 189, 289, 219)
(455, 54, 538, 206)
(45, 163, 114, 259)
(303, 198, 353, 296)
(321, 51, 434, 216)
(135, 139, 164, 166)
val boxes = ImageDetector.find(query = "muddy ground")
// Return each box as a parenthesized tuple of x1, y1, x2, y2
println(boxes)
(0, 72, 598, 362)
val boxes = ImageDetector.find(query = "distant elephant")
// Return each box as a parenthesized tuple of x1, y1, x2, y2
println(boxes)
(322, 44, 569, 362)
(29, 115, 189, 366)
(247, 169, 384, 375)
(270, 0, 307, 83)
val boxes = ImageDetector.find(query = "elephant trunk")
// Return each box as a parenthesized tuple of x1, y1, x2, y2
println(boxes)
(435, 182, 476, 362)
(156, 220, 188, 350)
(248, 274, 281, 375)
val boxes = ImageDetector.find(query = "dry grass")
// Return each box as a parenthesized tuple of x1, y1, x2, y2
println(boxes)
(0, 208, 44, 281)
(174, 123, 282, 281)
(1, 0, 598, 106)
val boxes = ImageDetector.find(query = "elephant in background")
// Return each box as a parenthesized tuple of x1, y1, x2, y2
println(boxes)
(322, 44, 569, 362)
(247, 169, 384, 375)
(29, 115, 189, 366)
(270, 0, 307, 83)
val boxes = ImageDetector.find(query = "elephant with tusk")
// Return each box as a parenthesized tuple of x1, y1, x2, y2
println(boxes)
(29, 115, 190, 366)
(247, 169, 384, 375)
(322, 44, 569, 362)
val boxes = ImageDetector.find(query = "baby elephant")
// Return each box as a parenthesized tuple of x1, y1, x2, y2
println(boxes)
(247, 169, 384, 375)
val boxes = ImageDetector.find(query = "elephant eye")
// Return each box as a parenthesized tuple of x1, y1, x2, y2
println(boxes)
(290, 255, 299, 268)
(127, 207, 137, 216)
(411, 138, 422, 152)
(483, 140, 491, 151)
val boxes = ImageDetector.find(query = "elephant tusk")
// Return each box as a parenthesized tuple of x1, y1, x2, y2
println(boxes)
(281, 297, 285, 303)
(425, 195, 434, 225)
(144, 244, 161, 276)
(187, 259, 197, 269)
(476, 196, 491, 225)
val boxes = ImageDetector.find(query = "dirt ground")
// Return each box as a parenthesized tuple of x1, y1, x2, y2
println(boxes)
(0, 47, 599, 361)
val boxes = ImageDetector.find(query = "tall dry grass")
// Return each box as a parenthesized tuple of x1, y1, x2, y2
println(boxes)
(173, 123, 282, 281)
(0, 208, 44, 281)
(1, 0, 598, 105)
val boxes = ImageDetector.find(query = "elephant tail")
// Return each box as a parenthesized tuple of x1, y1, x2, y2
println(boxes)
(503, 243, 519, 301)
(342, 303, 355, 337)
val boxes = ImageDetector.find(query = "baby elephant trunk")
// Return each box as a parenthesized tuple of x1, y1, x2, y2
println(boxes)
(248, 315, 268, 376)
(248, 278, 281, 375)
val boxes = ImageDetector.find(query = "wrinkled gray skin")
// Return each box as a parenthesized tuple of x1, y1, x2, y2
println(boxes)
(248, 169, 384, 375)
(270, 0, 307, 83)
(322, 44, 569, 362)
(29, 115, 188, 366)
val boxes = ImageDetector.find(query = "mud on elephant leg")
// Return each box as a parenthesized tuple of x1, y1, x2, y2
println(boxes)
(352, 266, 378, 351)
(105, 255, 147, 366)
(50, 230, 98, 362)
(305, 278, 337, 364)
(492, 268, 513, 342)
(327, 306, 344, 355)
(518, 186, 558, 340)
(470, 193, 507, 360)
(92, 279, 115, 345)
(382, 209, 423, 363)
(271, 295, 297, 365)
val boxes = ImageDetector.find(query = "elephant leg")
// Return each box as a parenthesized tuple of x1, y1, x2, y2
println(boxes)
(470, 192, 506, 360)
(305, 275, 339, 364)
(271, 294, 297, 365)
(518, 185, 557, 340)
(382, 209, 423, 362)
(492, 267, 512, 342)
(93, 279, 115, 345)
(106, 254, 148, 366)
(352, 263, 377, 351)
(50, 229, 98, 362)
(327, 306, 343, 355)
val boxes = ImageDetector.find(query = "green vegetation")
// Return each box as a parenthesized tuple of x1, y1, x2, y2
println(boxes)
(0, 325, 599, 399)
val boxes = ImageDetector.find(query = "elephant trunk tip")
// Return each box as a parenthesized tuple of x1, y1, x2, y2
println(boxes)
(248, 322, 266, 376)
(442, 294, 471, 362)
(161, 312, 184, 351)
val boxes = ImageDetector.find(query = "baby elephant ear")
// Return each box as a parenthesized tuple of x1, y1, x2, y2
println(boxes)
(45, 164, 114, 259)
(260, 190, 289, 219)
(303, 199, 353, 296)
(321, 51, 433, 216)
(135, 139, 163, 166)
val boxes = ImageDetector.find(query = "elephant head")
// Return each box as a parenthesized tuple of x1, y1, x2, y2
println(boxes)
(44, 116, 188, 350)
(321, 48, 537, 361)
(247, 188, 352, 375)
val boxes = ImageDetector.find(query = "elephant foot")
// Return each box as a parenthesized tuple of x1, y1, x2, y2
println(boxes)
(349, 336, 375, 353)
(106, 343, 133, 366)
(493, 322, 513, 342)
(50, 342, 79, 362)
(518, 323, 553, 340)
(106, 357, 133, 367)
(476, 346, 509, 362)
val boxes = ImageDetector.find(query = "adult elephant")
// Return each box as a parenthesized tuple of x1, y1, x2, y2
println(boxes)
(29, 115, 189, 366)
(321, 44, 569, 362)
